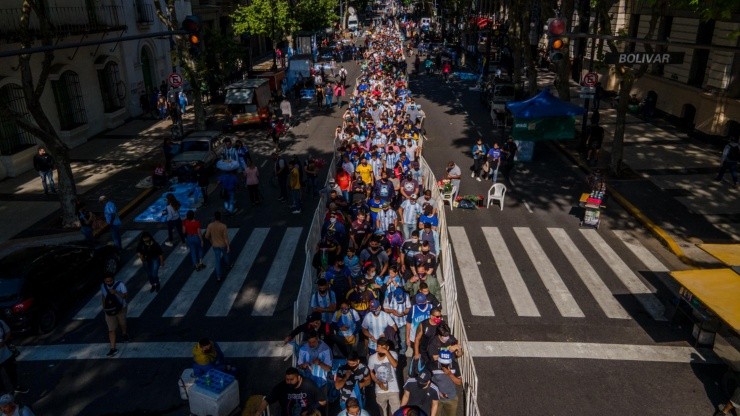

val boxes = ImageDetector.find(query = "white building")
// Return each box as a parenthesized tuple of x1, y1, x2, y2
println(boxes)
(0, 0, 191, 180)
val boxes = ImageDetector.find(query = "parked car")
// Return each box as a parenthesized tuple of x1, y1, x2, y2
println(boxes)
(170, 131, 224, 171)
(0, 243, 121, 334)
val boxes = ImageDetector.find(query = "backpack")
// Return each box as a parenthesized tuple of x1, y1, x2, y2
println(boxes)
(728, 144, 740, 162)
(102, 282, 124, 316)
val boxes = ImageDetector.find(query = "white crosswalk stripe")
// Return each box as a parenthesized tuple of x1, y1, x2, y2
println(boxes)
(482, 227, 540, 317)
(452, 227, 669, 321)
(612, 230, 669, 272)
(207, 228, 270, 317)
(163, 229, 239, 318)
(127, 238, 193, 318)
(548, 228, 631, 319)
(73, 230, 168, 320)
(448, 227, 495, 316)
(513, 227, 584, 318)
(580, 229, 666, 321)
(252, 227, 303, 317)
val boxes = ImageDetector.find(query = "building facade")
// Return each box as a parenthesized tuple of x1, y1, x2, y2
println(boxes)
(0, 0, 191, 180)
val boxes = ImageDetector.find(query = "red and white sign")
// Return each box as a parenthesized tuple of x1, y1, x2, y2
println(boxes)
(582, 72, 598, 87)
(168, 73, 183, 88)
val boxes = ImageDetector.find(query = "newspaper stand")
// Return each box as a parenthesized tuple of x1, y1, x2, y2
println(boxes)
(579, 174, 606, 228)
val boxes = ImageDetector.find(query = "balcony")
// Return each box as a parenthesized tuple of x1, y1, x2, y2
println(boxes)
(0, 5, 127, 43)
(135, 1, 155, 26)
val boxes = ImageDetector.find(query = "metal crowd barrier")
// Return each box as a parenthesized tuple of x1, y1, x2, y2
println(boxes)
(419, 156, 481, 416)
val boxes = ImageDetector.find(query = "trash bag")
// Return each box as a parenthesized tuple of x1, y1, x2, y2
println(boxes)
(458, 199, 477, 209)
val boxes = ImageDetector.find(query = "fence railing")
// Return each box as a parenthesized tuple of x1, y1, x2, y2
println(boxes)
(419, 156, 481, 416)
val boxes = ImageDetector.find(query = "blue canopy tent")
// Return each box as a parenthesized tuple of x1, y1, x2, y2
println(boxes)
(505, 89, 585, 160)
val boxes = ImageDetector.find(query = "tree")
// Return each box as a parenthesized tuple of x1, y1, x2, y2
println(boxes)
(0, 0, 79, 228)
(152, 0, 207, 131)
(232, 0, 293, 69)
(293, 0, 339, 32)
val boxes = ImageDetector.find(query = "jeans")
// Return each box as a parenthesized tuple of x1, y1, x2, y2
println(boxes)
(326, 95, 333, 107)
(145, 258, 161, 285)
(186, 235, 203, 267)
(342, 190, 350, 202)
(223, 190, 236, 213)
(166, 218, 185, 244)
(402, 223, 416, 240)
(109, 223, 122, 248)
(307, 176, 319, 196)
(291, 189, 302, 211)
(397, 324, 408, 354)
(473, 158, 484, 177)
(278, 175, 288, 199)
(716, 160, 738, 184)
(212, 246, 229, 279)
(490, 167, 500, 183)
(39, 170, 56, 193)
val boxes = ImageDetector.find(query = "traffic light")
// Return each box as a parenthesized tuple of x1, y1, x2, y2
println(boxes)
(546, 17, 567, 62)
(181, 15, 202, 57)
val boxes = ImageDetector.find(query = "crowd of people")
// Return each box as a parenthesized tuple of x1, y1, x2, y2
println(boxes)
(255, 20, 464, 416)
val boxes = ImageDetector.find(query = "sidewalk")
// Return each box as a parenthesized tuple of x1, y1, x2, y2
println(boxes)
(544, 72, 740, 267)
(0, 115, 177, 250)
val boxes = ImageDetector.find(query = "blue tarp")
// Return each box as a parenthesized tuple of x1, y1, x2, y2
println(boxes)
(135, 182, 202, 223)
(506, 89, 585, 119)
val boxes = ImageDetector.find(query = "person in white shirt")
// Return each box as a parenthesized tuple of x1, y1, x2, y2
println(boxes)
(279, 97, 292, 126)
(367, 338, 401, 416)
(362, 300, 397, 355)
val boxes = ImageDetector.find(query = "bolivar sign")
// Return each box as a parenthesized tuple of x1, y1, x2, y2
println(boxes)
(605, 52, 685, 65)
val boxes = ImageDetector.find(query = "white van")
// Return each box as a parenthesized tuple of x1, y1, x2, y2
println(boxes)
(347, 15, 359, 30)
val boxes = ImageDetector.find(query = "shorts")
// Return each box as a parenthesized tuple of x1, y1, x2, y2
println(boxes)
(104, 307, 127, 332)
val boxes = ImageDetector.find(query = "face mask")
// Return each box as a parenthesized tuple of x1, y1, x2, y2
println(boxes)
(373, 310, 381, 316)
(341, 307, 349, 313)
(319, 289, 327, 294)
(358, 285, 366, 291)
(431, 316, 442, 325)
(440, 336, 450, 343)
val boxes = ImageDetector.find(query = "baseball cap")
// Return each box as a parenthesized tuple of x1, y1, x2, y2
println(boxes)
(416, 369, 432, 387)
(98, 195, 107, 202)
(410, 194, 417, 199)
(369, 299, 380, 310)
(415, 293, 427, 305)
(438, 349, 453, 365)
(307, 312, 322, 323)
(382, 202, 390, 208)
(393, 287, 406, 302)
(0, 394, 14, 406)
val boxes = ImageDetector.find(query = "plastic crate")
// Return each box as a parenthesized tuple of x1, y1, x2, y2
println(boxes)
(194, 369, 235, 394)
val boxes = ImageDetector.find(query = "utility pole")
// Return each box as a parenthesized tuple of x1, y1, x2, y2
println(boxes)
(580, 17, 598, 136)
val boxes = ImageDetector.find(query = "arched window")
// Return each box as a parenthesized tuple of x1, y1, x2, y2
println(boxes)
(0, 84, 37, 156)
(52, 70, 87, 130)
(97, 61, 125, 113)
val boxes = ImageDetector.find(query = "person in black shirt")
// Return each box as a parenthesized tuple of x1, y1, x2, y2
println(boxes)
(33, 147, 56, 194)
(401, 370, 440, 416)
(254, 367, 327, 416)
(136, 232, 164, 293)
(586, 122, 605, 166)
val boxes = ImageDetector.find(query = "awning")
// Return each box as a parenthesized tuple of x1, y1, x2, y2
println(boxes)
(670, 268, 740, 332)
(506, 89, 585, 119)
(698, 244, 740, 267)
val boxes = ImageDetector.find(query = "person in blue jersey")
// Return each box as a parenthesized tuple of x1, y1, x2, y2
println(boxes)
(406, 293, 433, 355)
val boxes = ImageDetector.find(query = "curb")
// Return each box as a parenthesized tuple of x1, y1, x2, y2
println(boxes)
(93, 187, 155, 238)
(551, 141, 697, 267)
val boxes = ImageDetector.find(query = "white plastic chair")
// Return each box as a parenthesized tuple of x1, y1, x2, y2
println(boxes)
(441, 185, 458, 210)
(487, 183, 507, 210)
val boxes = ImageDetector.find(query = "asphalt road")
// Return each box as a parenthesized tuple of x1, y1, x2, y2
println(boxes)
(13, 60, 363, 416)
(409, 69, 728, 415)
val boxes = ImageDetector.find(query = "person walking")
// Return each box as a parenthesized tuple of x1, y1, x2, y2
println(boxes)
(217, 170, 239, 215)
(316, 83, 325, 109)
(0, 320, 28, 394)
(99, 195, 122, 248)
(471, 138, 488, 181)
(244, 160, 261, 205)
(280, 97, 292, 127)
(252, 367, 327, 416)
(183, 210, 205, 271)
(33, 147, 56, 195)
(335, 81, 346, 108)
(136, 232, 164, 293)
(101, 274, 129, 357)
(485, 143, 502, 183)
(205, 211, 230, 282)
(274, 152, 289, 202)
(368, 338, 401, 416)
(76, 202, 95, 244)
(289, 160, 302, 214)
(715, 136, 739, 187)
(164, 193, 185, 247)
(195, 162, 210, 205)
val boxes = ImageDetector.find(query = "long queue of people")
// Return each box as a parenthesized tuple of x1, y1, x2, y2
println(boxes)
(254, 23, 464, 416)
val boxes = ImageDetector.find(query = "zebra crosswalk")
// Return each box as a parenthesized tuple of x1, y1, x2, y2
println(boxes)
(449, 226, 669, 321)
(73, 227, 303, 321)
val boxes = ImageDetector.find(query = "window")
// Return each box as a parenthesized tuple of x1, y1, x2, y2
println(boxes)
(97, 62, 125, 113)
(0, 84, 37, 156)
(52, 71, 87, 130)
(688, 19, 715, 88)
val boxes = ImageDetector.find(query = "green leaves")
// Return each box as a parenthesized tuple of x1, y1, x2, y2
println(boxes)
(232, 0, 292, 38)
(294, 0, 339, 31)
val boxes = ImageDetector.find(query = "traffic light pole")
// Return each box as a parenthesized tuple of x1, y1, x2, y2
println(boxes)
(580, 18, 598, 137)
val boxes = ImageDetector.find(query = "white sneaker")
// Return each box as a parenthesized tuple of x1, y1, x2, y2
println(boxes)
(476, 177, 481, 182)
(471, 171, 475, 178)
(164, 241, 173, 247)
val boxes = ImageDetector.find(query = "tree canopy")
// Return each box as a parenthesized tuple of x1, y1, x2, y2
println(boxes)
(231, 0, 293, 38)
(294, 0, 339, 32)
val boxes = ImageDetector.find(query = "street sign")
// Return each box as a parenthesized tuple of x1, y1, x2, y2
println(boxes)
(604, 52, 685, 65)
(168, 73, 183, 88)
(579, 86, 595, 99)
(582, 72, 598, 87)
